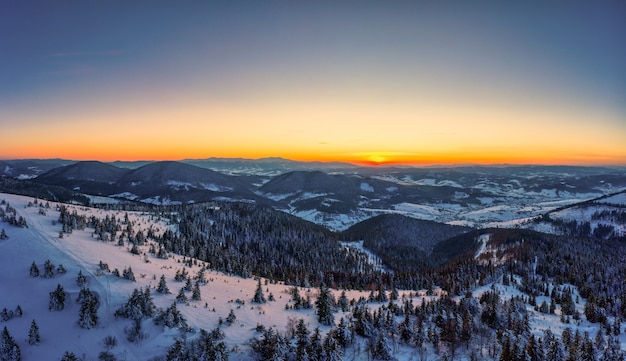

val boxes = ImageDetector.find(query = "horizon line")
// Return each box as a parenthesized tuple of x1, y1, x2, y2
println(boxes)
(1, 156, 625, 169)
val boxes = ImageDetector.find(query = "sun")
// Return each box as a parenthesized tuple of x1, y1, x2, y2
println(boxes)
(367, 154, 388, 164)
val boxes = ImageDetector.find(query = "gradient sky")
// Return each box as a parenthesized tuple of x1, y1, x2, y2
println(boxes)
(1, 1, 625, 165)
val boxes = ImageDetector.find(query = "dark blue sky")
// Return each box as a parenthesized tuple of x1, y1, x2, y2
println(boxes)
(1, 1, 625, 164)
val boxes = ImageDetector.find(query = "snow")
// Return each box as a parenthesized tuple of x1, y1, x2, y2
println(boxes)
(200, 183, 233, 192)
(109, 192, 139, 200)
(474, 233, 491, 259)
(601, 192, 626, 206)
(340, 240, 391, 274)
(85, 195, 121, 204)
(359, 182, 374, 192)
(1, 192, 621, 360)
(0, 193, 416, 360)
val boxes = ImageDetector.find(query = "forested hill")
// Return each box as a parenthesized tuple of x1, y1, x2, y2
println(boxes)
(342, 214, 472, 271)
(118, 201, 376, 288)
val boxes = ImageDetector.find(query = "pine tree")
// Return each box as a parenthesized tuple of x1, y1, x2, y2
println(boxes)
(338, 290, 350, 312)
(316, 285, 335, 326)
(295, 319, 311, 361)
(332, 317, 354, 348)
(184, 277, 192, 292)
(191, 281, 201, 301)
(43, 259, 55, 278)
(308, 327, 324, 361)
(28, 319, 40, 345)
(48, 284, 66, 311)
(372, 331, 394, 360)
(59, 351, 78, 361)
(122, 267, 136, 281)
(226, 309, 236, 325)
(0, 309, 8, 322)
(176, 288, 187, 303)
(29, 262, 39, 277)
(323, 332, 343, 361)
(546, 338, 565, 361)
(78, 291, 99, 329)
(252, 279, 266, 304)
(156, 275, 170, 294)
(76, 270, 86, 288)
(0, 326, 20, 361)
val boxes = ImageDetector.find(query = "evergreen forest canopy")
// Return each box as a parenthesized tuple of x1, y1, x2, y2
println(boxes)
(50, 198, 626, 322)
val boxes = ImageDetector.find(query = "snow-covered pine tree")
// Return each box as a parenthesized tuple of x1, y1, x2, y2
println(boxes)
(48, 284, 66, 311)
(176, 288, 187, 303)
(77, 289, 99, 329)
(337, 290, 350, 312)
(43, 259, 55, 278)
(295, 319, 310, 360)
(28, 319, 40, 345)
(315, 285, 335, 326)
(156, 275, 170, 294)
(0, 326, 20, 361)
(252, 279, 266, 304)
(184, 277, 192, 292)
(226, 309, 236, 325)
(76, 270, 86, 288)
(323, 332, 343, 361)
(191, 281, 201, 301)
(59, 351, 78, 361)
(122, 267, 136, 282)
(29, 261, 39, 277)
(308, 327, 324, 360)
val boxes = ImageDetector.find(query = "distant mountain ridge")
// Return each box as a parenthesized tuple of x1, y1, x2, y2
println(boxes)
(4, 158, 624, 234)
(34, 160, 262, 204)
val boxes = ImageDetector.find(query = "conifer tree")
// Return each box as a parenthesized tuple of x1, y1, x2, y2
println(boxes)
(59, 351, 78, 361)
(48, 284, 66, 311)
(76, 270, 86, 288)
(156, 275, 170, 294)
(252, 279, 266, 304)
(176, 288, 187, 303)
(184, 277, 192, 292)
(0, 326, 20, 361)
(295, 319, 310, 361)
(43, 259, 55, 278)
(28, 319, 40, 345)
(316, 285, 335, 326)
(78, 290, 99, 329)
(309, 327, 324, 361)
(323, 332, 343, 361)
(191, 281, 201, 301)
(29, 262, 39, 277)
(122, 267, 136, 282)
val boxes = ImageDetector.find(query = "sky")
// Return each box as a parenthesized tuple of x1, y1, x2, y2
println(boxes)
(1, 1, 625, 166)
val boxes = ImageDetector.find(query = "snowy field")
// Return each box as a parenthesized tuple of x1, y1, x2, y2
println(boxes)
(0, 193, 623, 360)
(0, 193, 440, 360)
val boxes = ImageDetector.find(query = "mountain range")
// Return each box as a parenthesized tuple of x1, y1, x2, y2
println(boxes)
(2, 158, 626, 233)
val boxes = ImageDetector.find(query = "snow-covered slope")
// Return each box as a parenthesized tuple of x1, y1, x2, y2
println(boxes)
(1, 192, 623, 360)
(0, 193, 437, 360)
